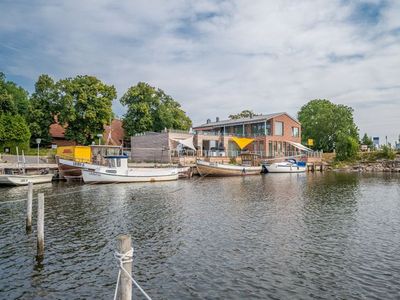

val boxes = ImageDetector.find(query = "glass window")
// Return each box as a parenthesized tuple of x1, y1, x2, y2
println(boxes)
(274, 121, 284, 136)
(292, 127, 299, 137)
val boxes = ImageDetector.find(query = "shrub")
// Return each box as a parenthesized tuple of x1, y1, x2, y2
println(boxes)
(376, 145, 396, 160)
(335, 134, 359, 161)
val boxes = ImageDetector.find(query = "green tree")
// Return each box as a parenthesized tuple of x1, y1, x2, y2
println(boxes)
(335, 133, 359, 161)
(298, 99, 359, 152)
(56, 75, 116, 145)
(29, 74, 58, 145)
(0, 72, 30, 116)
(360, 133, 373, 149)
(0, 114, 31, 153)
(229, 109, 260, 119)
(121, 82, 192, 136)
(0, 72, 31, 152)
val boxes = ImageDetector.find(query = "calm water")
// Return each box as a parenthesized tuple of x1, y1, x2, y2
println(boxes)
(1, 173, 400, 299)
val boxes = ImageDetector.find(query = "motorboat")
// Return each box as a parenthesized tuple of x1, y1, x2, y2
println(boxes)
(196, 159, 262, 176)
(0, 174, 54, 186)
(82, 155, 179, 183)
(0, 148, 54, 186)
(56, 145, 122, 180)
(263, 159, 306, 173)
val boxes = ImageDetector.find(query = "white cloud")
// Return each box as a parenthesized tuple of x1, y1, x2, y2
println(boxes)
(0, 0, 399, 143)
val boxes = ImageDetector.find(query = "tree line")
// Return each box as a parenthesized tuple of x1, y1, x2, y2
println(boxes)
(0, 72, 192, 152)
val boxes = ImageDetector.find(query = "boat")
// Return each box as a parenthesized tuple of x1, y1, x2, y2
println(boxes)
(263, 159, 306, 173)
(82, 155, 179, 183)
(196, 159, 262, 176)
(0, 174, 54, 186)
(56, 145, 122, 180)
(0, 148, 54, 186)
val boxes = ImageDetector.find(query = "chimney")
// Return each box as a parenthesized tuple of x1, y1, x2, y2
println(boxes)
(216, 117, 220, 122)
(206, 118, 211, 124)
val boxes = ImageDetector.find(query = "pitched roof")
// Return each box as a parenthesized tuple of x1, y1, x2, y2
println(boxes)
(49, 123, 66, 138)
(103, 119, 124, 145)
(193, 112, 299, 129)
(49, 119, 125, 145)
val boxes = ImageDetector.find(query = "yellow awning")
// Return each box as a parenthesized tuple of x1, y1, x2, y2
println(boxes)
(232, 137, 254, 150)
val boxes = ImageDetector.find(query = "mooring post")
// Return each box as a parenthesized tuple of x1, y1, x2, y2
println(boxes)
(37, 193, 44, 259)
(117, 234, 132, 300)
(26, 182, 33, 232)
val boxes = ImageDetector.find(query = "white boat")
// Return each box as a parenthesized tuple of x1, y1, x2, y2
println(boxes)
(196, 159, 262, 176)
(57, 158, 99, 179)
(263, 159, 306, 173)
(0, 174, 54, 186)
(82, 155, 179, 183)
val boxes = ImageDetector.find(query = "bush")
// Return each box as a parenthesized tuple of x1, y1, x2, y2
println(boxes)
(0, 113, 31, 154)
(336, 134, 359, 161)
(376, 145, 396, 160)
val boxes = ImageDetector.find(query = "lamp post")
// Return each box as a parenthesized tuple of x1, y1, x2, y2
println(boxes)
(96, 134, 103, 146)
(35, 138, 41, 168)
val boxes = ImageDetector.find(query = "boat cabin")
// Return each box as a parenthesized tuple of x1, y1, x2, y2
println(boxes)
(104, 155, 129, 170)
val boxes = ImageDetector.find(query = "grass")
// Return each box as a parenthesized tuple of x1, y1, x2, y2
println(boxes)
(16, 148, 56, 156)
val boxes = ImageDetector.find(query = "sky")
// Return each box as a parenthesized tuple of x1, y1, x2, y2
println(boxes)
(0, 0, 399, 144)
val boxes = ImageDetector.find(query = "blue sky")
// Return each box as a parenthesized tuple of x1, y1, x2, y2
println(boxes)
(0, 0, 399, 143)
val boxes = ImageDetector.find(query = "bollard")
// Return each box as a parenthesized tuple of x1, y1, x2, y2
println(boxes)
(117, 234, 132, 300)
(37, 193, 44, 259)
(26, 182, 33, 232)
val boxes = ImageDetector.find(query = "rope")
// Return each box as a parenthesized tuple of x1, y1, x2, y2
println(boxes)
(114, 247, 152, 300)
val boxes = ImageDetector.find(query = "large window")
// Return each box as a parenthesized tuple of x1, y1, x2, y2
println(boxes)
(274, 121, 284, 136)
(251, 123, 265, 135)
(292, 127, 299, 137)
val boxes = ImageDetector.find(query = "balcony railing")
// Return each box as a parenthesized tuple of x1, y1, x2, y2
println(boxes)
(195, 131, 270, 137)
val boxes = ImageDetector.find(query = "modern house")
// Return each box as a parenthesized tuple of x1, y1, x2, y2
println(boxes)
(193, 112, 303, 158)
(130, 112, 308, 163)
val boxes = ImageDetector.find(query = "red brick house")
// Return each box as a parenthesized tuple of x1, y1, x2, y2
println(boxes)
(193, 112, 303, 158)
(50, 119, 125, 147)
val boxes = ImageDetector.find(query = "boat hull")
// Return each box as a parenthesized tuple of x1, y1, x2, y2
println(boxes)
(0, 174, 54, 186)
(82, 168, 179, 183)
(196, 160, 262, 176)
(264, 163, 306, 173)
(57, 158, 98, 179)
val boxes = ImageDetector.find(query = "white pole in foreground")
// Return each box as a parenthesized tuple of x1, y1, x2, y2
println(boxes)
(37, 193, 45, 259)
(26, 182, 33, 232)
(117, 234, 132, 300)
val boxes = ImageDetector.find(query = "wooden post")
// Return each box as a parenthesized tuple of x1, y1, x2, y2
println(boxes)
(117, 234, 132, 300)
(37, 193, 44, 259)
(26, 182, 33, 232)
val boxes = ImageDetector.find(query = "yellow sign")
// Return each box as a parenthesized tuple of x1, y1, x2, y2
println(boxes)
(231, 137, 254, 150)
(307, 139, 314, 146)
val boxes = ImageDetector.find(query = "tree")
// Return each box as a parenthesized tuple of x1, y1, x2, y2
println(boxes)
(56, 75, 116, 145)
(0, 114, 31, 153)
(121, 82, 192, 136)
(229, 110, 260, 119)
(298, 99, 359, 152)
(360, 133, 373, 149)
(0, 72, 30, 116)
(0, 72, 31, 152)
(335, 133, 359, 161)
(28, 74, 58, 145)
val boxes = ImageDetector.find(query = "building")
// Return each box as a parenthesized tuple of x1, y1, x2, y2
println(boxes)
(130, 112, 306, 163)
(131, 130, 195, 163)
(193, 112, 303, 158)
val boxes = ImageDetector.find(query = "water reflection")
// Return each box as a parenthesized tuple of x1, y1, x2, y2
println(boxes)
(1, 173, 400, 299)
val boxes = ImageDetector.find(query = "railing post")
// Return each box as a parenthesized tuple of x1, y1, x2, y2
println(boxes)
(26, 182, 33, 232)
(117, 234, 132, 300)
(37, 193, 45, 260)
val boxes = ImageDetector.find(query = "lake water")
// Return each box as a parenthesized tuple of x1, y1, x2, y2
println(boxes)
(1, 172, 399, 299)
